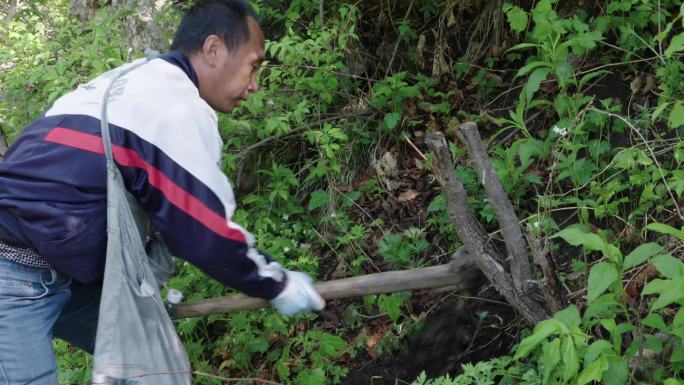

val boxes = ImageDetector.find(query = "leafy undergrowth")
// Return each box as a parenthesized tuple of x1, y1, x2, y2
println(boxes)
(2, 0, 684, 384)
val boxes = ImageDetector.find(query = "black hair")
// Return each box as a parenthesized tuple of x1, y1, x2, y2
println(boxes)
(170, 0, 259, 54)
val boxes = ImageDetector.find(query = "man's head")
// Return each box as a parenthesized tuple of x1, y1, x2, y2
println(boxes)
(171, 0, 265, 113)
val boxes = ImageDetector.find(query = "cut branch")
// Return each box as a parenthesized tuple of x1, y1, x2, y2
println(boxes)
(527, 225, 564, 313)
(426, 131, 552, 324)
(425, 132, 512, 292)
(172, 256, 480, 319)
(455, 121, 533, 291)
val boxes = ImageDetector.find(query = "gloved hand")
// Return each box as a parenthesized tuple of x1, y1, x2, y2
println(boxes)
(271, 270, 325, 315)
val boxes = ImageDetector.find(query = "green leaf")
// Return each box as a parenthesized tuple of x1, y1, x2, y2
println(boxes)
(657, 20, 676, 43)
(647, 222, 684, 241)
(664, 379, 684, 385)
(503, 3, 529, 34)
(669, 101, 684, 129)
(554, 305, 581, 328)
(562, 335, 580, 382)
(583, 293, 619, 322)
(652, 254, 684, 279)
(286, 10, 300, 20)
(602, 357, 630, 385)
(341, 191, 361, 208)
(525, 67, 550, 102)
(642, 278, 671, 295)
(578, 70, 610, 91)
(553, 226, 601, 248)
(383, 112, 402, 130)
(649, 277, 684, 310)
(587, 262, 619, 303)
(507, 42, 542, 53)
(642, 313, 669, 331)
(295, 368, 326, 385)
(672, 342, 684, 363)
(276, 361, 290, 380)
(653, 102, 670, 122)
(518, 139, 544, 168)
(674, 307, 684, 330)
(377, 294, 403, 322)
(577, 355, 609, 385)
(515, 61, 549, 79)
(541, 338, 561, 383)
(623, 243, 663, 269)
(600, 318, 618, 338)
(552, 226, 622, 263)
(584, 340, 613, 364)
(318, 332, 346, 357)
(307, 189, 331, 211)
(644, 333, 664, 353)
(665, 32, 684, 58)
(514, 319, 564, 359)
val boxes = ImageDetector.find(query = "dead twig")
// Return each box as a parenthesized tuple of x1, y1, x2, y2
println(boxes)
(384, 0, 414, 77)
(426, 130, 552, 325)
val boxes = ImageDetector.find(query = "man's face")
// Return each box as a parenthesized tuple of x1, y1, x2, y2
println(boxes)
(202, 17, 265, 113)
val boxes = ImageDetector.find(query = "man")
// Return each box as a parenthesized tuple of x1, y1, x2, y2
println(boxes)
(0, 1, 324, 383)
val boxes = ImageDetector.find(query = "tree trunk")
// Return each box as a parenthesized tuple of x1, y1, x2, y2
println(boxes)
(2, 0, 21, 25)
(69, 0, 171, 52)
(426, 126, 560, 325)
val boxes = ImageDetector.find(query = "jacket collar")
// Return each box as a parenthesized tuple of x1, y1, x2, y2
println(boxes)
(160, 50, 199, 89)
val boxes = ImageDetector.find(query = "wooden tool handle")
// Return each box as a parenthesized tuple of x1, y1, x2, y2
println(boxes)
(171, 254, 479, 319)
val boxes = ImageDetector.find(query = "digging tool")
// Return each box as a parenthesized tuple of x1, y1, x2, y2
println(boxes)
(170, 250, 481, 319)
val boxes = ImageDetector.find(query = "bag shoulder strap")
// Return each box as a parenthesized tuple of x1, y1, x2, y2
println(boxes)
(100, 49, 161, 163)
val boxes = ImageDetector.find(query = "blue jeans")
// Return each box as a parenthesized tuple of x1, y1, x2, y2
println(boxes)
(0, 258, 101, 385)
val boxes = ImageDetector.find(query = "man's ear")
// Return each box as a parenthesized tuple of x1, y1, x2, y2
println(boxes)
(201, 34, 225, 67)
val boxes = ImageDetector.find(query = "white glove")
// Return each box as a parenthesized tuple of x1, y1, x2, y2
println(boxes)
(271, 270, 325, 315)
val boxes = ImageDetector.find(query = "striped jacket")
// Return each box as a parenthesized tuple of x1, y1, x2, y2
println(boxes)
(0, 52, 286, 299)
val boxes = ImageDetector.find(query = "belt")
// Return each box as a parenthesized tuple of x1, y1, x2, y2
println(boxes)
(0, 240, 53, 269)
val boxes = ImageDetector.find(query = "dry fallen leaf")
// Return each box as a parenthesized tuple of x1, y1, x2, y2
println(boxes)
(397, 189, 419, 202)
(642, 75, 657, 95)
(366, 324, 392, 359)
(331, 261, 348, 279)
(415, 33, 426, 69)
(373, 151, 399, 191)
(630, 75, 642, 96)
(446, 8, 457, 28)
(624, 264, 659, 298)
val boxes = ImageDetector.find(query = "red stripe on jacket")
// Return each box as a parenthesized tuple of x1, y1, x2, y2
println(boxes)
(44, 127, 246, 243)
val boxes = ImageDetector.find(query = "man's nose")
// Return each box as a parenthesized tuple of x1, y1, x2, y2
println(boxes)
(247, 72, 259, 93)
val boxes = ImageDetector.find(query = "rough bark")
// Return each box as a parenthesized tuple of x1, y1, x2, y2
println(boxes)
(454, 121, 533, 291)
(69, 0, 171, 52)
(2, 0, 20, 24)
(426, 129, 553, 325)
(527, 226, 565, 313)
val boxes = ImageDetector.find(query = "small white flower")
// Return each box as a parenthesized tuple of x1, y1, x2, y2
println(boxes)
(330, 212, 337, 218)
(266, 99, 275, 107)
(282, 214, 289, 221)
(533, 221, 540, 228)
(552, 125, 568, 136)
(283, 247, 290, 253)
